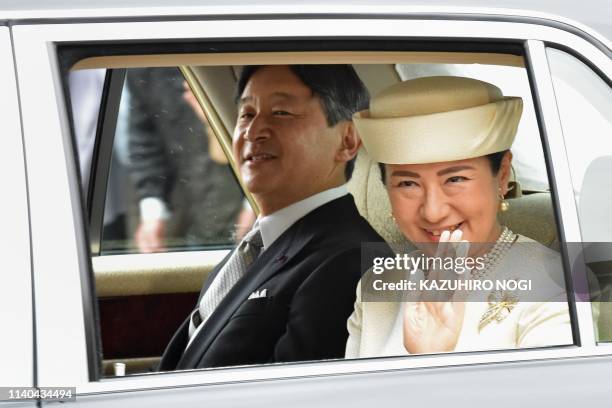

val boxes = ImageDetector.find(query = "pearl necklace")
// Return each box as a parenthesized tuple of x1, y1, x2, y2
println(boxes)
(470, 226, 517, 279)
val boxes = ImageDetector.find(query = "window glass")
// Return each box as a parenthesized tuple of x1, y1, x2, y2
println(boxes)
(68, 68, 106, 193)
(69, 68, 252, 375)
(68, 56, 574, 378)
(70, 67, 251, 255)
(112, 68, 248, 254)
(546, 48, 612, 341)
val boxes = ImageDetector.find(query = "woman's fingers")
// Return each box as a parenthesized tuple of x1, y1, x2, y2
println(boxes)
(434, 230, 451, 258)
(450, 229, 463, 243)
(452, 264, 471, 302)
(456, 239, 470, 259)
(404, 298, 465, 353)
(434, 228, 463, 259)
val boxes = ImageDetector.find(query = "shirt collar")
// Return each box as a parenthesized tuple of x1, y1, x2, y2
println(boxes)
(258, 184, 348, 250)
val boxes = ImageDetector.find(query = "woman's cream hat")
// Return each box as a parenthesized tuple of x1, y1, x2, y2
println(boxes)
(353, 76, 523, 164)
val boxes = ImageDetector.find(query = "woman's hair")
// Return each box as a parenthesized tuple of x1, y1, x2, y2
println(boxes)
(378, 150, 509, 183)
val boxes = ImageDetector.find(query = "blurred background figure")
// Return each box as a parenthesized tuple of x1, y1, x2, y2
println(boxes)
(127, 67, 248, 253)
(180, 79, 257, 243)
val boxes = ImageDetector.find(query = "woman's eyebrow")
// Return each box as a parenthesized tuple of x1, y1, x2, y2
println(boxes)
(391, 170, 420, 178)
(437, 165, 475, 176)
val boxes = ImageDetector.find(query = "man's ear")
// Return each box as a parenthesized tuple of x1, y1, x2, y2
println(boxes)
(335, 122, 361, 163)
(498, 150, 514, 195)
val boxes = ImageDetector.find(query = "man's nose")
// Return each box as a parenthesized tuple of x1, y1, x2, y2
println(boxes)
(244, 113, 271, 142)
(420, 187, 450, 224)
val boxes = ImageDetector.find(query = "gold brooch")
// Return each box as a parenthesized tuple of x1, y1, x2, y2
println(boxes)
(478, 288, 519, 333)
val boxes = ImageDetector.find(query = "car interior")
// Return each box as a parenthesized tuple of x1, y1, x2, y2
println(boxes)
(69, 51, 567, 376)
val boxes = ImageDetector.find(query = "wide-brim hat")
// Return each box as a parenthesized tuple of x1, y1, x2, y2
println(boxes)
(353, 76, 523, 164)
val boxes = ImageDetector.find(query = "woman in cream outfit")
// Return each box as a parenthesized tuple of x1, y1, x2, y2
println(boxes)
(346, 76, 573, 358)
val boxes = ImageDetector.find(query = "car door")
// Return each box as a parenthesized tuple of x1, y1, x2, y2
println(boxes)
(0, 24, 36, 408)
(10, 9, 612, 407)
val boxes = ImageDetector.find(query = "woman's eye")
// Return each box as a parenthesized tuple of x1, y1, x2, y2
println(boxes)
(447, 176, 468, 183)
(239, 112, 254, 120)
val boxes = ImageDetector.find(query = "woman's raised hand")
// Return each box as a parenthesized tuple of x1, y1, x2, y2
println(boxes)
(403, 230, 469, 354)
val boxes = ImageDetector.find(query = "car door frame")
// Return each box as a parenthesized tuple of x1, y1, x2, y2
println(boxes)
(0, 23, 36, 406)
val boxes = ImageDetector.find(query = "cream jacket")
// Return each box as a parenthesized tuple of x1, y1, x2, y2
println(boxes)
(346, 235, 574, 358)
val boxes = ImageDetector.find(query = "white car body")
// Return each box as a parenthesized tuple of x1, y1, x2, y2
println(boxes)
(1, 1, 611, 406)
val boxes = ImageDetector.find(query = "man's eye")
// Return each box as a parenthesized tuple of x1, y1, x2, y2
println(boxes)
(273, 110, 292, 116)
(447, 176, 468, 183)
(239, 112, 254, 120)
(397, 180, 418, 188)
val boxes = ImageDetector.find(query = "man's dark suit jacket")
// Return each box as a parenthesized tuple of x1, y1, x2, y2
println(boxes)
(158, 194, 386, 370)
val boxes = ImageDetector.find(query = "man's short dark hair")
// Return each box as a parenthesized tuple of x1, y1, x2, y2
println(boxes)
(236, 65, 370, 180)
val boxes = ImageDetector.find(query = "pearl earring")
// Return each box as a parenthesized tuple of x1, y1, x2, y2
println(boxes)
(499, 190, 509, 212)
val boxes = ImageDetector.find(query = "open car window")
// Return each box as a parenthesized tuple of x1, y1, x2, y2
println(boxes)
(62, 46, 591, 380)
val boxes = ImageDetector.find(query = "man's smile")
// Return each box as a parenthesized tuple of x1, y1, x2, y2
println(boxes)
(244, 153, 277, 162)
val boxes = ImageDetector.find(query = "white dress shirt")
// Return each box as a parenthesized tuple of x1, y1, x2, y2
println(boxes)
(258, 184, 348, 251)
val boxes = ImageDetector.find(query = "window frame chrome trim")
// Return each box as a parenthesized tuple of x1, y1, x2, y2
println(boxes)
(87, 68, 126, 256)
(15, 16, 611, 392)
(79, 346, 612, 394)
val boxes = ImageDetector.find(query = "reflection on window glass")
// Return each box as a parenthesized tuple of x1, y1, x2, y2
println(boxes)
(101, 67, 248, 254)
(547, 48, 612, 341)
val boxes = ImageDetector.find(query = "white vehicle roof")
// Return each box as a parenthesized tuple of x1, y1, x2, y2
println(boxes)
(0, 0, 610, 48)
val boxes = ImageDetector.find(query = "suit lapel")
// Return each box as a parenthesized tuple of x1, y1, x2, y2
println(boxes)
(159, 250, 233, 371)
(177, 217, 315, 369)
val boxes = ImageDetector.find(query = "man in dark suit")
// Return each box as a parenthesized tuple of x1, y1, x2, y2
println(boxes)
(159, 64, 386, 370)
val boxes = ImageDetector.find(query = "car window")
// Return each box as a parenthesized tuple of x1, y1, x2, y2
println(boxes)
(65, 50, 576, 379)
(546, 47, 612, 341)
(68, 67, 253, 376)
(69, 67, 251, 256)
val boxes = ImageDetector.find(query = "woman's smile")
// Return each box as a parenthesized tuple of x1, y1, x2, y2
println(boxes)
(422, 222, 464, 242)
